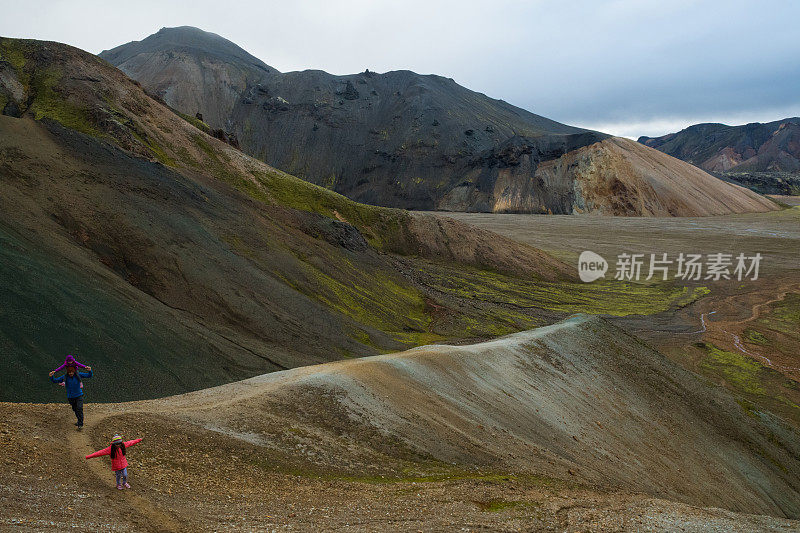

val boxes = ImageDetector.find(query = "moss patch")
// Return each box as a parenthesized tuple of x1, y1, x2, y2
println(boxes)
(744, 329, 770, 346)
(472, 499, 526, 512)
(264, 460, 579, 491)
(177, 111, 211, 134)
(189, 134, 271, 203)
(417, 262, 706, 317)
(696, 343, 800, 425)
(130, 129, 175, 166)
(0, 38, 99, 136)
(699, 344, 767, 395)
(0, 39, 27, 71)
(280, 246, 435, 347)
(760, 293, 800, 336)
(29, 69, 99, 136)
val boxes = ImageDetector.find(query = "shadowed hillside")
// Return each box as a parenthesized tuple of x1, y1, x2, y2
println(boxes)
(0, 36, 602, 402)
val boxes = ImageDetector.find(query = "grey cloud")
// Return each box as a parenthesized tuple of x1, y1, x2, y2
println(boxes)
(1, 0, 798, 136)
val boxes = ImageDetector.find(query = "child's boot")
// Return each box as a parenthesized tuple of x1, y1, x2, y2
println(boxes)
(116, 484, 124, 490)
(124, 482, 131, 489)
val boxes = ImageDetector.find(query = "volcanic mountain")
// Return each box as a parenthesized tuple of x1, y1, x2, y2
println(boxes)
(639, 118, 800, 195)
(0, 36, 584, 402)
(100, 26, 777, 216)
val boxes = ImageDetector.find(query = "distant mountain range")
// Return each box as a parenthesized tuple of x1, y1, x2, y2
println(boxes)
(639, 118, 800, 195)
(99, 26, 776, 216)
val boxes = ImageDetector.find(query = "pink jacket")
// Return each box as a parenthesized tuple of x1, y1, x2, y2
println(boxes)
(86, 438, 142, 471)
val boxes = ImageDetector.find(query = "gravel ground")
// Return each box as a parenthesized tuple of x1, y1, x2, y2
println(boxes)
(3, 362, 799, 532)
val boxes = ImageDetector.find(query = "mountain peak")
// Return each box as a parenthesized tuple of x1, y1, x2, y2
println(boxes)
(97, 28, 778, 215)
(100, 25, 273, 73)
(99, 27, 274, 128)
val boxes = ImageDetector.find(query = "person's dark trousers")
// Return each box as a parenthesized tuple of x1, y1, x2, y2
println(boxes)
(68, 395, 84, 426)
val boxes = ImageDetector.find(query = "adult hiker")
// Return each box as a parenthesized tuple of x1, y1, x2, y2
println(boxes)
(49, 363, 93, 428)
(86, 435, 143, 490)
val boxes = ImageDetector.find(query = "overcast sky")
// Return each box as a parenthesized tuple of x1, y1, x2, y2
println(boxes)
(2, 0, 799, 137)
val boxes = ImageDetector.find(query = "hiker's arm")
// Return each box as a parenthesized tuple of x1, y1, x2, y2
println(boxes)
(124, 438, 143, 447)
(74, 361, 88, 369)
(50, 374, 65, 384)
(78, 369, 93, 379)
(85, 446, 111, 459)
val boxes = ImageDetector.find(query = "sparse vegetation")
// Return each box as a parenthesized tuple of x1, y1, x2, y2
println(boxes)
(130, 129, 176, 166)
(762, 293, 800, 335)
(700, 344, 768, 395)
(745, 329, 770, 346)
(472, 499, 526, 512)
(28, 69, 99, 136)
(697, 342, 800, 425)
(177, 111, 211, 133)
(417, 261, 707, 317)
(0, 38, 28, 71)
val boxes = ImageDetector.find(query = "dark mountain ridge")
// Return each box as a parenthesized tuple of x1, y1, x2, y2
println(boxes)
(100, 26, 777, 215)
(639, 118, 800, 195)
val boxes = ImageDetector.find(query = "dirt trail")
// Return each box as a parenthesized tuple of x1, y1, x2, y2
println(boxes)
(712, 282, 799, 328)
(702, 282, 800, 373)
(66, 408, 184, 532)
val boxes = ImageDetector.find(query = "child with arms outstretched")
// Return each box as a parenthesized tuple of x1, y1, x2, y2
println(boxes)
(86, 435, 143, 489)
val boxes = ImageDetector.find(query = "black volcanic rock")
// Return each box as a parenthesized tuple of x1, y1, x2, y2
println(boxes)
(99, 27, 608, 212)
(100, 27, 779, 215)
(340, 80, 359, 100)
(100, 26, 277, 130)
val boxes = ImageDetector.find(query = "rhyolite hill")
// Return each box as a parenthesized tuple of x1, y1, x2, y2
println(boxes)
(639, 118, 800, 195)
(100, 26, 777, 216)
